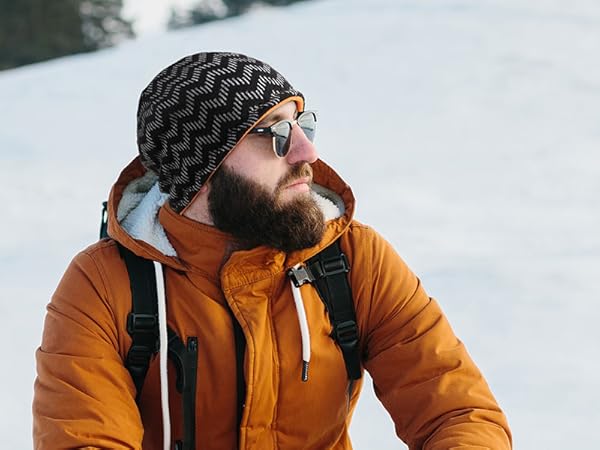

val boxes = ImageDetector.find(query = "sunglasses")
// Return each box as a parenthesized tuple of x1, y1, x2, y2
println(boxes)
(249, 110, 317, 157)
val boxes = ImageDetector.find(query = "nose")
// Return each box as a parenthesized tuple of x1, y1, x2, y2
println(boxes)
(285, 123, 318, 165)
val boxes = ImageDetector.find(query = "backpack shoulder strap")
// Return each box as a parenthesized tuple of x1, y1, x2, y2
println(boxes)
(118, 244, 159, 402)
(117, 244, 198, 449)
(290, 239, 362, 381)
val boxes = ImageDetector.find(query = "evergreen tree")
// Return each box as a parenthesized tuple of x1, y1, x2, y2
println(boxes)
(262, 0, 303, 5)
(80, 0, 133, 49)
(0, 0, 86, 70)
(0, 0, 133, 71)
(221, 0, 254, 17)
(168, 1, 225, 30)
(174, 0, 313, 28)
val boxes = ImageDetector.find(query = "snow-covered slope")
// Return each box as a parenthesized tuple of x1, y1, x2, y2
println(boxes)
(1, 0, 599, 448)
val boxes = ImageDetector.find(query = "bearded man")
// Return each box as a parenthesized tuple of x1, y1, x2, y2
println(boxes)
(33, 52, 512, 450)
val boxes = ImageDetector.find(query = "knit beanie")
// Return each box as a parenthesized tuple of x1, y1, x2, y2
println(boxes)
(137, 52, 304, 212)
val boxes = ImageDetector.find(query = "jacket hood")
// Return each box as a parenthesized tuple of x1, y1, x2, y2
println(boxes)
(106, 156, 356, 270)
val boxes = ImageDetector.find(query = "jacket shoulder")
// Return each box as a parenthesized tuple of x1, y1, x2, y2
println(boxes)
(340, 220, 405, 269)
(337, 220, 421, 339)
(79, 237, 122, 262)
(51, 238, 133, 357)
(72, 238, 128, 288)
(34, 238, 143, 448)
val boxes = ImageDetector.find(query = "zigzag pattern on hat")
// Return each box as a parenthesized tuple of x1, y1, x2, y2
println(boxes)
(137, 52, 303, 212)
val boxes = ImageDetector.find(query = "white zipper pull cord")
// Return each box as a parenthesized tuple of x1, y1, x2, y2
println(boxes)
(154, 261, 171, 450)
(289, 265, 312, 382)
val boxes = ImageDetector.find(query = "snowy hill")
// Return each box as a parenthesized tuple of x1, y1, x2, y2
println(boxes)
(1, 0, 599, 448)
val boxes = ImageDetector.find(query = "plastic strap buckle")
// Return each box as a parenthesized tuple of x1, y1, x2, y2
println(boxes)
(287, 265, 316, 287)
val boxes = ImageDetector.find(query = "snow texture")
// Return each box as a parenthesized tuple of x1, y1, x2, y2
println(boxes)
(1, 0, 599, 448)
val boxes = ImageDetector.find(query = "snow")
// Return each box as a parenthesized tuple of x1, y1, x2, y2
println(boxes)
(2, 0, 600, 448)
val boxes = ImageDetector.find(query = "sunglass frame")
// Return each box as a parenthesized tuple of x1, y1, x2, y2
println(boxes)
(249, 110, 318, 157)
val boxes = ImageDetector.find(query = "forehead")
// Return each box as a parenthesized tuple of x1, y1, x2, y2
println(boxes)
(257, 101, 298, 126)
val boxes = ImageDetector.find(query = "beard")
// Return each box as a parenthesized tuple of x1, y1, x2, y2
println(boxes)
(208, 163, 326, 253)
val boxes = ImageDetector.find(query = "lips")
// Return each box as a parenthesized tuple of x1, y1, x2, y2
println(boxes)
(284, 177, 311, 190)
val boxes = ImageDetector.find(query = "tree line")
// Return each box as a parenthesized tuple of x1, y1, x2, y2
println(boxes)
(169, 0, 310, 28)
(0, 0, 310, 71)
(0, 0, 133, 70)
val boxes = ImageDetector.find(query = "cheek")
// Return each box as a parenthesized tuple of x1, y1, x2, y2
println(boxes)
(224, 155, 286, 192)
(256, 165, 287, 192)
(223, 138, 292, 191)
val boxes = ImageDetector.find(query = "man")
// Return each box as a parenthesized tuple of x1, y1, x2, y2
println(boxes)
(33, 52, 511, 449)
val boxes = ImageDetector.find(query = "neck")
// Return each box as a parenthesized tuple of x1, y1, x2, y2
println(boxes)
(182, 189, 214, 225)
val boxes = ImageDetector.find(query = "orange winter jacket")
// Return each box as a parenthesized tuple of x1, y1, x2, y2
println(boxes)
(33, 157, 511, 449)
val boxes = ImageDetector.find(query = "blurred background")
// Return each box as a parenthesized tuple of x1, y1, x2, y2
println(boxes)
(0, 0, 311, 70)
(1, 0, 599, 448)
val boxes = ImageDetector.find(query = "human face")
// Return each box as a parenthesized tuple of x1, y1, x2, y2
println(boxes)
(221, 100, 319, 205)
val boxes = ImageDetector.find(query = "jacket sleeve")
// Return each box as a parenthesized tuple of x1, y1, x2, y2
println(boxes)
(347, 224, 512, 449)
(33, 247, 143, 449)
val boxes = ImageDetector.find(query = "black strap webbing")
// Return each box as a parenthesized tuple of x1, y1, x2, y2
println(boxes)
(168, 330, 198, 450)
(100, 201, 109, 239)
(119, 245, 159, 402)
(118, 244, 197, 448)
(307, 240, 362, 380)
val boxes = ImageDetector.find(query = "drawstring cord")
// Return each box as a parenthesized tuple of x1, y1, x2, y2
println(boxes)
(290, 265, 311, 382)
(155, 259, 312, 450)
(154, 261, 171, 450)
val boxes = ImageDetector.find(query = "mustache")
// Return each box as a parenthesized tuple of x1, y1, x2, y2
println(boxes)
(276, 163, 313, 191)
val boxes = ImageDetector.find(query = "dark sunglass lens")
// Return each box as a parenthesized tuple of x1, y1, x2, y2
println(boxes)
(298, 111, 317, 142)
(272, 122, 292, 157)
(274, 135, 289, 157)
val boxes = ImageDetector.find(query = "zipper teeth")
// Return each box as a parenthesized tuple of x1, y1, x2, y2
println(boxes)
(227, 305, 247, 446)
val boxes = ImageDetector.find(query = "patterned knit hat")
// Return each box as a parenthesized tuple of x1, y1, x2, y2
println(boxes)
(137, 52, 304, 212)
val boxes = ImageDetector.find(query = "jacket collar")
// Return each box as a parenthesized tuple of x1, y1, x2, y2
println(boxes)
(108, 157, 356, 276)
(158, 202, 238, 282)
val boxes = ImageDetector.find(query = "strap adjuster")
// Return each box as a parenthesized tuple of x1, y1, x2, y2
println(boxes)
(127, 313, 158, 335)
(311, 253, 350, 279)
(334, 320, 359, 349)
(127, 344, 155, 367)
